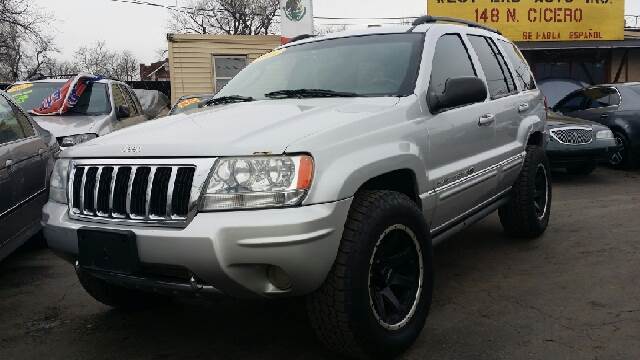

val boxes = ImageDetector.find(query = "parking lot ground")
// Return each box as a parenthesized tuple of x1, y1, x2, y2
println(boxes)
(1, 167, 639, 360)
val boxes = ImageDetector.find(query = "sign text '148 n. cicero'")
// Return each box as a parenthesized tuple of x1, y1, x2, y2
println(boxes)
(427, 0, 625, 41)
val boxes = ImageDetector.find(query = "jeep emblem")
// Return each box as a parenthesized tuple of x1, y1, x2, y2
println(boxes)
(121, 145, 142, 153)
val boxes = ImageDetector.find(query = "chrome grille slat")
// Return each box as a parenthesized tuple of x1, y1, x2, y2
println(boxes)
(551, 127, 593, 145)
(166, 168, 177, 218)
(79, 168, 88, 214)
(93, 167, 103, 216)
(108, 166, 119, 215)
(144, 166, 157, 219)
(68, 160, 204, 227)
(125, 166, 138, 216)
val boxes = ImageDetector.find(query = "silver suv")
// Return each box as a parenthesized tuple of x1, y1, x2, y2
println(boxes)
(43, 17, 550, 359)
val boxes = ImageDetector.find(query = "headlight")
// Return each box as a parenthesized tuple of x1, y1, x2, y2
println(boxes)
(60, 133, 97, 147)
(596, 130, 614, 140)
(200, 155, 314, 211)
(49, 159, 70, 204)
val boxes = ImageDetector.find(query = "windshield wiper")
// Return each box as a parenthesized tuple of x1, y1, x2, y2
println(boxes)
(265, 89, 360, 99)
(204, 95, 254, 106)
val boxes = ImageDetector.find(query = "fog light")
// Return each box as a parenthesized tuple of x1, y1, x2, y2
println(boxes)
(267, 266, 292, 290)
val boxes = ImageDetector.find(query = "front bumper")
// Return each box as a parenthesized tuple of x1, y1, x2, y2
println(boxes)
(43, 199, 352, 298)
(546, 139, 617, 167)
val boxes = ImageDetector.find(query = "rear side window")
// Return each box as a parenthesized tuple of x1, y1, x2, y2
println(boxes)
(0, 95, 26, 145)
(468, 35, 516, 99)
(583, 87, 620, 109)
(499, 40, 536, 91)
(429, 34, 477, 97)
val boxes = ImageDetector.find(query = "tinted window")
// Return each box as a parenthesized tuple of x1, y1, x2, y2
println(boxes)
(583, 87, 620, 109)
(0, 95, 26, 145)
(499, 40, 536, 91)
(14, 105, 35, 137)
(555, 91, 587, 112)
(7, 82, 111, 115)
(217, 34, 425, 99)
(469, 35, 516, 98)
(118, 85, 141, 116)
(429, 34, 477, 97)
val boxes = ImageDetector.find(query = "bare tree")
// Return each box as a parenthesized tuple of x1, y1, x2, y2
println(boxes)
(169, 0, 279, 35)
(72, 41, 139, 80)
(0, 0, 56, 81)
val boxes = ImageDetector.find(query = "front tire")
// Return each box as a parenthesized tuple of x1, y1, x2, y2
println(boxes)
(609, 131, 631, 169)
(499, 145, 552, 238)
(307, 191, 433, 359)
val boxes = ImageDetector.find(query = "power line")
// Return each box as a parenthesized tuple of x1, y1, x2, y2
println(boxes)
(107, 0, 419, 21)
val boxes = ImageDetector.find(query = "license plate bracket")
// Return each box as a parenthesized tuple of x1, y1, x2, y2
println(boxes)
(78, 228, 140, 274)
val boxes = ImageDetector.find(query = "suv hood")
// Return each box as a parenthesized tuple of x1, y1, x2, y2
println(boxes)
(32, 114, 106, 138)
(63, 97, 400, 158)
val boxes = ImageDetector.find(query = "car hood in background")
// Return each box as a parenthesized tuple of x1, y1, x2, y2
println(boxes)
(546, 112, 605, 129)
(62, 97, 401, 158)
(32, 114, 108, 138)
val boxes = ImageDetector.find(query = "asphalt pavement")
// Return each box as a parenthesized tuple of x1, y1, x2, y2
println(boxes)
(1, 167, 639, 360)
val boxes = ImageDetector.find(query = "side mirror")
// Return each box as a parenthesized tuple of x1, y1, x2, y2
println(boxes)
(428, 76, 488, 114)
(116, 105, 130, 119)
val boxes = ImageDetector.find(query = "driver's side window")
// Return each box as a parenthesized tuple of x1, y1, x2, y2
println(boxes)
(429, 34, 477, 97)
(111, 85, 130, 119)
(556, 92, 586, 113)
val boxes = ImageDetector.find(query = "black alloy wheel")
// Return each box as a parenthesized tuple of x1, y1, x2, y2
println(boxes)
(368, 224, 423, 330)
(609, 132, 628, 167)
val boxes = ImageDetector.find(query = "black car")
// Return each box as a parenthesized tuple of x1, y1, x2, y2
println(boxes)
(546, 112, 617, 175)
(553, 84, 640, 168)
(0, 91, 58, 261)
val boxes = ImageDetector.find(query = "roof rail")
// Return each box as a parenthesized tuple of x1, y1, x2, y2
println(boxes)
(287, 34, 315, 44)
(411, 15, 502, 35)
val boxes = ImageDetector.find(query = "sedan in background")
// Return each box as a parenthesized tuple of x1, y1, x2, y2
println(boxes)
(553, 83, 640, 168)
(0, 91, 58, 261)
(546, 111, 617, 175)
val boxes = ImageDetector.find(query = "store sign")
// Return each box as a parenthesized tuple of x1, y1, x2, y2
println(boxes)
(280, 0, 314, 43)
(427, 0, 624, 42)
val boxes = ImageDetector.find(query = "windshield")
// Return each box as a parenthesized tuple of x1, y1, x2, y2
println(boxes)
(217, 33, 424, 100)
(7, 82, 111, 116)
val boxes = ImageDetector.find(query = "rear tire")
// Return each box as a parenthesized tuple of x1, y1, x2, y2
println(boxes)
(566, 163, 596, 176)
(78, 271, 168, 310)
(307, 190, 433, 359)
(499, 145, 552, 239)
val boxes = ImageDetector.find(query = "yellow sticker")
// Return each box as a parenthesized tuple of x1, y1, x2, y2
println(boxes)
(254, 49, 285, 63)
(7, 83, 33, 93)
(177, 97, 200, 109)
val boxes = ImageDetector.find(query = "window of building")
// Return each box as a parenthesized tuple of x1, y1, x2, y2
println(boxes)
(214, 56, 248, 93)
(468, 35, 516, 98)
(429, 34, 477, 97)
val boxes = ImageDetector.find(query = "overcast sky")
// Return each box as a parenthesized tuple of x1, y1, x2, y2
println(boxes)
(32, 0, 640, 65)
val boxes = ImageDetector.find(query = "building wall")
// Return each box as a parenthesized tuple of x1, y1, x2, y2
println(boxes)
(168, 34, 281, 103)
(610, 48, 640, 83)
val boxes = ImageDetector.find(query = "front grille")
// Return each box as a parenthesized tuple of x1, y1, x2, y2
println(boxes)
(551, 128, 593, 145)
(69, 165, 196, 222)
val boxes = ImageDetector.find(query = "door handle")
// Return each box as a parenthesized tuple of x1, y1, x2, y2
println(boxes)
(518, 103, 530, 113)
(5, 159, 13, 170)
(478, 114, 496, 126)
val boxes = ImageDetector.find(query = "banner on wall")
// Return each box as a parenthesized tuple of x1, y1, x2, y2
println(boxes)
(280, 0, 314, 44)
(427, 0, 625, 42)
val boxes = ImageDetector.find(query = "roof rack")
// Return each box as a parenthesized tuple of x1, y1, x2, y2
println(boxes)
(411, 15, 502, 35)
